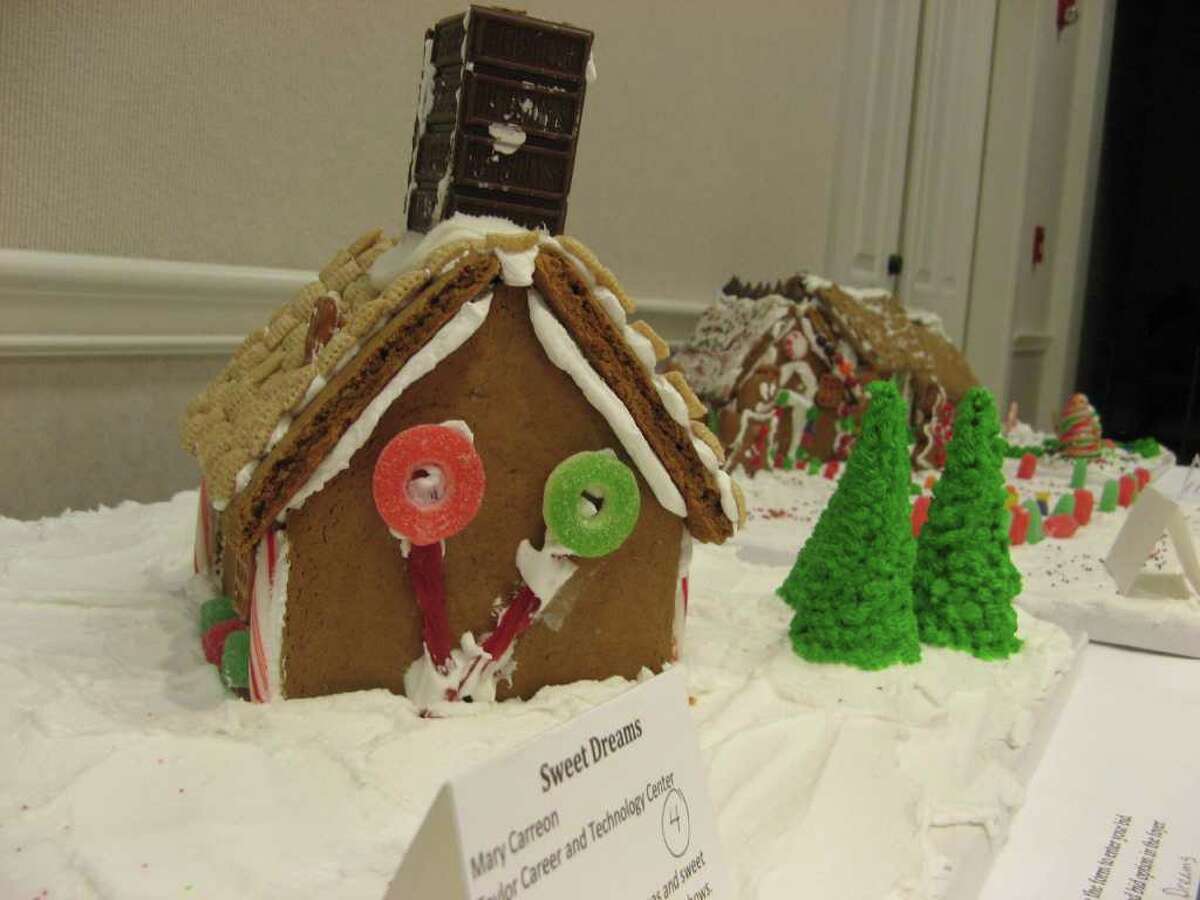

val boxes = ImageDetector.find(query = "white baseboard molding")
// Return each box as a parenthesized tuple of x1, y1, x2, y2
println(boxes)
(0, 334, 251, 357)
(1, 248, 707, 358)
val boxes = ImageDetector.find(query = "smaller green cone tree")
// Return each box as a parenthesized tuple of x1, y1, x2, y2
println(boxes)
(778, 380, 920, 670)
(913, 387, 1022, 658)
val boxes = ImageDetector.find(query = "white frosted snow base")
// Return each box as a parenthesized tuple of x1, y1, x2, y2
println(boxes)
(1000, 454, 1200, 657)
(0, 485, 1079, 900)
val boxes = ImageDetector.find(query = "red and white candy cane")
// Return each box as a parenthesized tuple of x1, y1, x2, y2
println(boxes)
(194, 478, 214, 576)
(373, 424, 486, 673)
(446, 584, 541, 701)
(248, 528, 283, 703)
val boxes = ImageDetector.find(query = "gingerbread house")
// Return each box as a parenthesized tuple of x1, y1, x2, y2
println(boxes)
(183, 217, 742, 705)
(670, 274, 978, 474)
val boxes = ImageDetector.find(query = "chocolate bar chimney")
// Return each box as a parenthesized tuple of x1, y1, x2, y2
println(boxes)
(404, 6, 594, 234)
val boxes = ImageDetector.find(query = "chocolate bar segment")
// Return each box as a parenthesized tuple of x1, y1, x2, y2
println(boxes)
(404, 6, 593, 234)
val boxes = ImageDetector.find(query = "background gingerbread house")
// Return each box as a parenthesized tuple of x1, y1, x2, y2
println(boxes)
(670, 274, 979, 475)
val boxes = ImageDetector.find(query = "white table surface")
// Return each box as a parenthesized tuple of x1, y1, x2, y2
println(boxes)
(979, 642, 1200, 899)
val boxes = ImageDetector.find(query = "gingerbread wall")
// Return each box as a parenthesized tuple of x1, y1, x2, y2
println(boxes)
(282, 285, 684, 700)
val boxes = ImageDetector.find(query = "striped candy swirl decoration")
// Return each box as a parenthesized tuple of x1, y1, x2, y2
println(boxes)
(1057, 393, 1102, 458)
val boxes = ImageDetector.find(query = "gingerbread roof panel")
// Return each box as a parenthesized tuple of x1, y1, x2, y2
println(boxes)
(182, 215, 738, 550)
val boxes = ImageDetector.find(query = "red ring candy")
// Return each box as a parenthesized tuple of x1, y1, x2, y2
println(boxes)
(372, 424, 486, 545)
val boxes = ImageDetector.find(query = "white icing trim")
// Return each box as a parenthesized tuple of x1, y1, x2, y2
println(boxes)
(403, 633, 506, 708)
(368, 215, 535, 291)
(623, 324, 658, 372)
(299, 373, 327, 408)
(655, 379, 691, 427)
(441, 419, 473, 442)
(841, 284, 891, 300)
(540, 235, 597, 288)
(487, 121, 527, 156)
(516, 538, 577, 613)
(432, 10, 470, 222)
(402, 33, 436, 222)
(284, 294, 493, 516)
(268, 417, 291, 449)
(495, 245, 538, 287)
(692, 438, 739, 523)
(593, 286, 626, 327)
(527, 290, 688, 518)
(233, 461, 256, 495)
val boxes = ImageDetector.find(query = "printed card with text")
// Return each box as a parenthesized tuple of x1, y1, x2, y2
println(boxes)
(385, 667, 732, 900)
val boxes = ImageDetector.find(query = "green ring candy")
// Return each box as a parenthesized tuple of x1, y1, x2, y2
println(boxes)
(543, 451, 641, 558)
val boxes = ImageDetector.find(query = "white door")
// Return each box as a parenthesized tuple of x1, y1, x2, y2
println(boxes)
(898, 0, 998, 346)
(824, 0, 922, 290)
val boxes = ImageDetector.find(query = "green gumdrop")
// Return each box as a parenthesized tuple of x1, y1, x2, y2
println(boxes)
(808, 459, 822, 475)
(1053, 493, 1076, 517)
(1099, 479, 1119, 512)
(1023, 500, 1044, 544)
(220, 629, 250, 690)
(1070, 459, 1088, 489)
(909, 481, 922, 496)
(775, 389, 791, 407)
(200, 596, 237, 635)
(543, 451, 641, 558)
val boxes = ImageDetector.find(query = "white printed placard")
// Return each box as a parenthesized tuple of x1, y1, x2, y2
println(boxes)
(1104, 485, 1200, 598)
(1154, 458, 1200, 506)
(1077, 812, 1198, 899)
(384, 667, 732, 900)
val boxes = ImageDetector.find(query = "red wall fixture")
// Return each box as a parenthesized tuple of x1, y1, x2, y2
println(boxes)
(1058, 0, 1080, 34)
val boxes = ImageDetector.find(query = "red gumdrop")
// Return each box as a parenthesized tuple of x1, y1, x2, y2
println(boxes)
(823, 460, 840, 479)
(911, 495, 931, 538)
(202, 618, 246, 665)
(1134, 467, 1151, 490)
(1044, 514, 1079, 539)
(1009, 506, 1030, 545)
(372, 424, 486, 545)
(1017, 453, 1038, 479)
(1118, 474, 1136, 507)
(1073, 489, 1094, 526)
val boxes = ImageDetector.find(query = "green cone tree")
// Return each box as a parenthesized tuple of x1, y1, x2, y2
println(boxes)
(778, 380, 920, 670)
(913, 387, 1022, 658)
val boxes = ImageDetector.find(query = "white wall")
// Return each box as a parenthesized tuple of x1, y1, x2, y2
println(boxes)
(0, 0, 848, 298)
(1035, 0, 1116, 427)
(0, 1, 851, 519)
(966, 0, 1108, 427)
